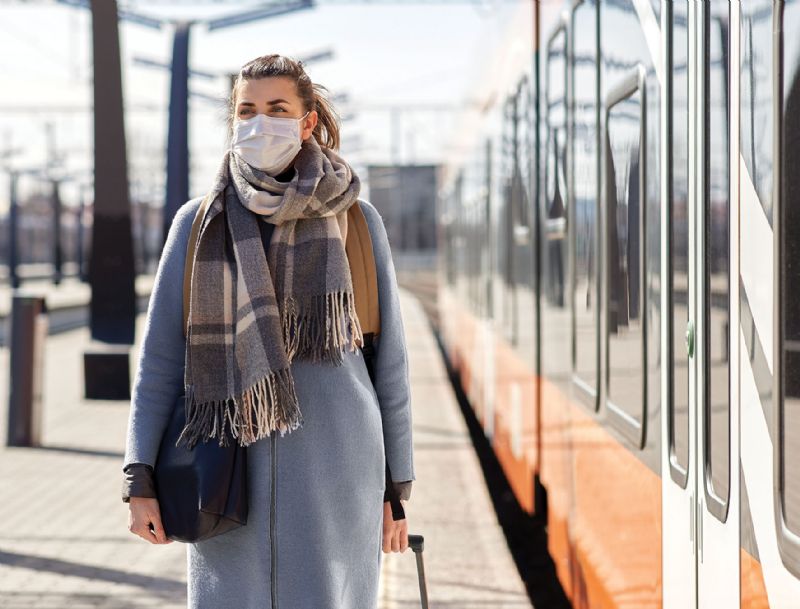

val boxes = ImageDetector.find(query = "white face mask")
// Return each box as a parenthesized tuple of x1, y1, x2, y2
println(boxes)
(230, 110, 310, 176)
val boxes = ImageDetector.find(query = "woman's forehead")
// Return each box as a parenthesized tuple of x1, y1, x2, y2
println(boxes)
(237, 77, 298, 103)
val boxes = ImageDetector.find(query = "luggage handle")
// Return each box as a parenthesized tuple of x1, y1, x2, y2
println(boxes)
(406, 533, 429, 609)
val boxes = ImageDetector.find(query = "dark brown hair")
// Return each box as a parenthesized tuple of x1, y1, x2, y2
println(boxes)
(225, 54, 341, 151)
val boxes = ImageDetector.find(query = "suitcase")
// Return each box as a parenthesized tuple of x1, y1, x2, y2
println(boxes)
(407, 534, 429, 609)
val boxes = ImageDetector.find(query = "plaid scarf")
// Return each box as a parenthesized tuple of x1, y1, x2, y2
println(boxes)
(176, 135, 363, 450)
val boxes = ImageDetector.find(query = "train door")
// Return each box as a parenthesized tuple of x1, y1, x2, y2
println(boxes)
(661, 1, 695, 606)
(663, 1, 740, 606)
(695, 0, 740, 605)
(738, 1, 800, 606)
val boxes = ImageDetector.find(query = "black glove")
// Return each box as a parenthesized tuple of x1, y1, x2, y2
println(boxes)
(383, 461, 408, 520)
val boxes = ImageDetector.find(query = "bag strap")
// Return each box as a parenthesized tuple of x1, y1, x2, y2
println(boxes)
(345, 199, 381, 343)
(182, 193, 214, 339)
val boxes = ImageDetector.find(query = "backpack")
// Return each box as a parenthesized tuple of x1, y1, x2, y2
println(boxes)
(179, 194, 406, 519)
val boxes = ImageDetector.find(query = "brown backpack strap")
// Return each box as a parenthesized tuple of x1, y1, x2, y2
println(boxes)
(182, 197, 380, 342)
(182, 194, 214, 338)
(344, 202, 396, 513)
(345, 200, 381, 345)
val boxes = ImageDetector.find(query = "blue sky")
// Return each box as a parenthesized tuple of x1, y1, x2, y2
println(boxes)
(0, 1, 524, 210)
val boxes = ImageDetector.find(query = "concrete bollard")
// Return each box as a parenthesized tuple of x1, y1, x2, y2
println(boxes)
(7, 292, 48, 447)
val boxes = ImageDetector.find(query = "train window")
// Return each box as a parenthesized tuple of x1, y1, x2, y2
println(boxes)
(703, 0, 731, 523)
(501, 93, 517, 344)
(667, 0, 690, 488)
(571, 0, 600, 406)
(506, 75, 535, 347)
(604, 65, 648, 448)
(544, 25, 568, 310)
(466, 183, 473, 311)
(740, 0, 774, 223)
(514, 76, 534, 233)
(501, 94, 515, 290)
(468, 170, 481, 313)
(443, 190, 457, 288)
(776, 0, 800, 577)
(484, 139, 493, 319)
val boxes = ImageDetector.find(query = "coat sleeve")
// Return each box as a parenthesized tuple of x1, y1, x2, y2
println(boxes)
(393, 480, 413, 501)
(360, 201, 416, 491)
(122, 199, 199, 470)
(121, 462, 156, 503)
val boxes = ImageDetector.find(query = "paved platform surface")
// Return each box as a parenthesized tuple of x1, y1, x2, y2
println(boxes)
(0, 287, 533, 608)
(0, 274, 155, 318)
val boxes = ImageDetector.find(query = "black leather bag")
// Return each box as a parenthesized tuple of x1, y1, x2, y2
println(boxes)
(153, 392, 248, 543)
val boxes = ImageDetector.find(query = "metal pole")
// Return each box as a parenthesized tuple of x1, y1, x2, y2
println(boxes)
(89, 0, 136, 345)
(8, 171, 19, 289)
(7, 293, 48, 447)
(52, 178, 63, 285)
(77, 183, 87, 282)
(164, 21, 192, 245)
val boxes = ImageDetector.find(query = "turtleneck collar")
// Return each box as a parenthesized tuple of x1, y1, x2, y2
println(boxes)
(274, 165, 295, 183)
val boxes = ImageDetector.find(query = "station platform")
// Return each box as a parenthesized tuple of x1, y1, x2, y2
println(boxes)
(0, 275, 155, 346)
(0, 287, 533, 608)
(0, 274, 155, 319)
(379, 288, 533, 608)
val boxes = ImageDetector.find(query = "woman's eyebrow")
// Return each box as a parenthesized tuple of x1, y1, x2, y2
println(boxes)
(238, 99, 290, 106)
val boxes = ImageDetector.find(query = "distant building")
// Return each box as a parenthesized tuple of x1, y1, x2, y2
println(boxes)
(366, 164, 438, 253)
(0, 191, 56, 264)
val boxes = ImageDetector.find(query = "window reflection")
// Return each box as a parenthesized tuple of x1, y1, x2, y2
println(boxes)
(500, 96, 516, 342)
(544, 30, 567, 309)
(705, 2, 730, 512)
(546, 129, 566, 307)
(780, 0, 800, 535)
(573, 0, 599, 398)
(607, 91, 645, 426)
(740, 0, 774, 222)
(669, 0, 690, 481)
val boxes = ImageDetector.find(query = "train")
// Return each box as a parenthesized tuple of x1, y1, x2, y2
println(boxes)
(434, 1, 800, 607)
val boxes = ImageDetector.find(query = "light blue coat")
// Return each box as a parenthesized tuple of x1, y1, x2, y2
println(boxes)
(123, 195, 416, 609)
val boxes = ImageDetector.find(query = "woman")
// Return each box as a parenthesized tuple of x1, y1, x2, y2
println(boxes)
(120, 54, 416, 609)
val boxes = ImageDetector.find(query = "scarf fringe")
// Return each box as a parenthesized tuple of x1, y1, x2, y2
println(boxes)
(175, 367, 304, 450)
(281, 290, 364, 365)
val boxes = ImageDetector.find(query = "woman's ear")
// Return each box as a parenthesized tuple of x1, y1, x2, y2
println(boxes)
(302, 110, 318, 140)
